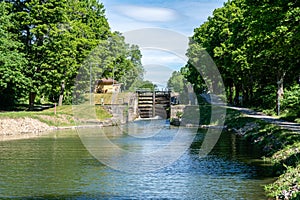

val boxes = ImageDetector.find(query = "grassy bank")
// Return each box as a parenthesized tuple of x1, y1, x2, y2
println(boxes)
(0, 93, 133, 127)
(0, 105, 112, 127)
(224, 107, 300, 199)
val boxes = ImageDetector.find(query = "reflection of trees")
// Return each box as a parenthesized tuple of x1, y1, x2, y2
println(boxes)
(0, 131, 95, 197)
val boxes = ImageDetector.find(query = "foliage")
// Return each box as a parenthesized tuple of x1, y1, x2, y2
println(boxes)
(0, 2, 29, 106)
(136, 80, 157, 91)
(265, 164, 300, 200)
(183, 0, 300, 113)
(15, 0, 111, 107)
(280, 84, 300, 122)
(82, 32, 144, 93)
(175, 111, 183, 118)
(0, 0, 143, 108)
(282, 85, 300, 110)
(167, 71, 185, 93)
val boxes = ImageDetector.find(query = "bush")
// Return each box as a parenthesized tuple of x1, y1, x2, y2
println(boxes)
(281, 84, 300, 121)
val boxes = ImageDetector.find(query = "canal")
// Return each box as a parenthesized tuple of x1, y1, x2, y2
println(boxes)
(0, 120, 274, 199)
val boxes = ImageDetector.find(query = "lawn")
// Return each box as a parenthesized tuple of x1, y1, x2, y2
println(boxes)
(0, 105, 112, 127)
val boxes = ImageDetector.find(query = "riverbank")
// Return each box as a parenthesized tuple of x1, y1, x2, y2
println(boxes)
(0, 105, 113, 141)
(0, 117, 52, 135)
(225, 107, 300, 200)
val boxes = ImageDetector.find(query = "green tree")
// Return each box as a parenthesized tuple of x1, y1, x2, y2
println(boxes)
(82, 32, 143, 92)
(136, 80, 157, 91)
(185, 0, 300, 112)
(167, 71, 185, 93)
(3, 0, 144, 108)
(12, 0, 110, 107)
(244, 0, 300, 112)
(0, 1, 28, 107)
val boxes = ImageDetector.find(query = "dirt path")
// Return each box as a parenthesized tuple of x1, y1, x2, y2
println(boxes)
(200, 93, 300, 133)
(227, 106, 300, 133)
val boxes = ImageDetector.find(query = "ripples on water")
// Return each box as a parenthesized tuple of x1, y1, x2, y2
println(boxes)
(0, 120, 274, 199)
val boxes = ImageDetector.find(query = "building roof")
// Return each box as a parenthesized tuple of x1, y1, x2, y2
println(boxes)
(97, 78, 118, 85)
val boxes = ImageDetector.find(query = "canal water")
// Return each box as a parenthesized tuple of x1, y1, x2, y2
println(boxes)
(0, 120, 274, 199)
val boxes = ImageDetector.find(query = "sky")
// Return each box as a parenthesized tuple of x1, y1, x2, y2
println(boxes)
(101, 0, 226, 88)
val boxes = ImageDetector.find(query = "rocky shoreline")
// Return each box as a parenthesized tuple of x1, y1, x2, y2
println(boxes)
(0, 118, 52, 136)
(0, 117, 118, 141)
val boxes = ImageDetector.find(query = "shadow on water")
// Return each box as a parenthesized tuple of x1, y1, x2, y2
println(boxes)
(190, 128, 274, 178)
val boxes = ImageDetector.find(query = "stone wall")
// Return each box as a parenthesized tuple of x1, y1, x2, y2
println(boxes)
(103, 104, 138, 124)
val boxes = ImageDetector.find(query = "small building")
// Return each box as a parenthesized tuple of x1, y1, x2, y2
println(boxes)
(94, 78, 121, 93)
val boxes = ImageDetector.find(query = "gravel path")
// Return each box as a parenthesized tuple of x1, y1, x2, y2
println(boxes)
(200, 93, 300, 133)
(227, 106, 300, 133)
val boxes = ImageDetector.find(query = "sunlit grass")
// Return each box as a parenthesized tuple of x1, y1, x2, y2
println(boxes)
(0, 105, 112, 126)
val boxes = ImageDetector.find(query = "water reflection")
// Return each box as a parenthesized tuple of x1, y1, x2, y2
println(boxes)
(78, 120, 197, 173)
(0, 124, 274, 199)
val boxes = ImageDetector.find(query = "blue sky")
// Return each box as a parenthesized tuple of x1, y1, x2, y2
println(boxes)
(102, 0, 226, 36)
(101, 0, 226, 87)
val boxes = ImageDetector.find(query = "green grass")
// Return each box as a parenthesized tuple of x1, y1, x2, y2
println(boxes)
(0, 105, 112, 127)
(0, 92, 134, 126)
(265, 165, 300, 200)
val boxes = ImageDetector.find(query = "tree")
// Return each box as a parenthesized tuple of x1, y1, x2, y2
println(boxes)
(167, 71, 185, 93)
(184, 0, 300, 111)
(2, 0, 143, 108)
(244, 0, 300, 112)
(12, 0, 110, 107)
(81, 32, 144, 93)
(0, 1, 28, 107)
(136, 80, 157, 91)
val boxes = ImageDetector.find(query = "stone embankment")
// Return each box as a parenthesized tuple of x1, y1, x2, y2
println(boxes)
(0, 118, 51, 136)
(0, 117, 118, 141)
(0, 118, 53, 141)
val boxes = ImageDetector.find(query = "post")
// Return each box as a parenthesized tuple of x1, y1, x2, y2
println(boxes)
(152, 91, 156, 117)
(54, 103, 57, 115)
(58, 80, 65, 106)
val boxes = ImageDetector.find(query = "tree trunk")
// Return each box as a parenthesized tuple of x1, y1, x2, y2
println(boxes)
(58, 81, 65, 106)
(234, 83, 240, 106)
(277, 76, 284, 115)
(228, 86, 233, 105)
(227, 79, 234, 105)
(29, 92, 36, 110)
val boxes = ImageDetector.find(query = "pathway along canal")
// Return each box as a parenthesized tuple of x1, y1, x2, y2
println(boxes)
(0, 120, 274, 199)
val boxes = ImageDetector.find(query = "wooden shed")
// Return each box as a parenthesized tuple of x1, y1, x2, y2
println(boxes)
(94, 78, 121, 93)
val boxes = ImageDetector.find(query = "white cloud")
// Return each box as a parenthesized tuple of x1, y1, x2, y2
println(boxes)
(102, 1, 226, 35)
(141, 50, 186, 71)
(115, 5, 179, 22)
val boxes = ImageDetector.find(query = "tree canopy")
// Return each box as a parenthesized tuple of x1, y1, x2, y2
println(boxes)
(0, 1, 28, 106)
(0, 0, 144, 108)
(167, 71, 185, 93)
(182, 0, 300, 115)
